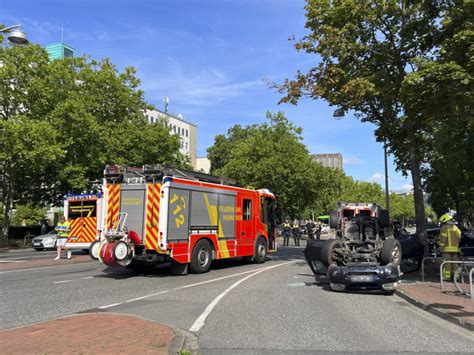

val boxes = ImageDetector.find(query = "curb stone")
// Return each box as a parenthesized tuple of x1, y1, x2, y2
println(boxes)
(169, 325, 200, 354)
(395, 288, 474, 331)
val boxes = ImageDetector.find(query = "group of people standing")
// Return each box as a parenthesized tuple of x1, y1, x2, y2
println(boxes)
(282, 220, 323, 246)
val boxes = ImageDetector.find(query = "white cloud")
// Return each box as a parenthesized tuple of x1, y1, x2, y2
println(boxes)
(369, 172, 385, 183)
(343, 155, 364, 165)
(401, 183, 414, 192)
(368, 172, 393, 184)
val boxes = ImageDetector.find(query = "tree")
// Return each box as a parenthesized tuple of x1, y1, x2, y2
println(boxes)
(401, 2, 473, 225)
(11, 205, 46, 227)
(208, 111, 328, 218)
(0, 44, 63, 247)
(276, 0, 467, 245)
(0, 39, 188, 247)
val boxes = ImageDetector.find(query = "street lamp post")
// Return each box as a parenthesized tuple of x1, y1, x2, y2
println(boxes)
(332, 109, 390, 213)
(0, 24, 29, 45)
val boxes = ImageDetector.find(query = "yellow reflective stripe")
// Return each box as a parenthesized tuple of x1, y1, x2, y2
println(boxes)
(203, 193, 229, 258)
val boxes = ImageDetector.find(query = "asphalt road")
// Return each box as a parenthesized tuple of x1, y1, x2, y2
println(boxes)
(0, 248, 85, 261)
(1, 245, 472, 353)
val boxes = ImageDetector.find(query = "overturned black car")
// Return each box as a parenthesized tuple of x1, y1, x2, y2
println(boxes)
(304, 203, 405, 294)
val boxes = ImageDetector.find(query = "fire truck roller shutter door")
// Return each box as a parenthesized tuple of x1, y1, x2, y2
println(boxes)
(120, 185, 147, 242)
(190, 191, 218, 232)
(167, 188, 190, 241)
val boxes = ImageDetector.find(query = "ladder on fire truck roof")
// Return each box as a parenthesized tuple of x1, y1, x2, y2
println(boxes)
(104, 164, 236, 186)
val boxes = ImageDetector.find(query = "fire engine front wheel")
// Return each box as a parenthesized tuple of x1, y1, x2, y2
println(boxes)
(254, 237, 267, 264)
(190, 239, 213, 274)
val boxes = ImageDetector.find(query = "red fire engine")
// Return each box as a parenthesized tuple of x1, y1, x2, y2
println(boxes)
(90, 165, 277, 274)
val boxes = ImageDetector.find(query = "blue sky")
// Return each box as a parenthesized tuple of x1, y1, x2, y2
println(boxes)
(1, 0, 413, 191)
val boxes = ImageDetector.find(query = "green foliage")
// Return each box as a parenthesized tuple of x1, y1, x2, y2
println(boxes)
(0, 37, 188, 245)
(208, 112, 322, 218)
(207, 111, 416, 221)
(276, 0, 473, 240)
(11, 205, 46, 227)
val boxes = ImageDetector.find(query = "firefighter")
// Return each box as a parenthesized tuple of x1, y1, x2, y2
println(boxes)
(292, 221, 301, 246)
(55, 216, 71, 260)
(437, 214, 461, 281)
(283, 220, 291, 246)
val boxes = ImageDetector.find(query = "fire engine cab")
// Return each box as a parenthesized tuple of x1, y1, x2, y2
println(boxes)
(90, 165, 277, 274)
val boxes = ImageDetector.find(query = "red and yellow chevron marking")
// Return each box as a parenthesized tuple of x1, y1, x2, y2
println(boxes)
(107, 183, 121, 229)
(68, 217, 97, 243)
(145, 183, 162, 252)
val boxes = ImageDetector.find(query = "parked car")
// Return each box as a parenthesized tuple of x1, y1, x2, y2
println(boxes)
(32, 231, 57, 251)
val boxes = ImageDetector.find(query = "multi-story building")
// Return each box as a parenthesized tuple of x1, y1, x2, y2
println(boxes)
(145, 109, 197, 169)
(196, 157, 211, 174)
(45, 42, 75, 60)
(312, 153, 343, 171)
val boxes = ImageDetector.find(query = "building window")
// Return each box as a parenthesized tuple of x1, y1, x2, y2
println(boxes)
(185, 129, 188, 137)
(185, 142, 188, 150)
(173, 125, 176, 133)
(243, 199, 252, 221)
(150, 116, 155, 124)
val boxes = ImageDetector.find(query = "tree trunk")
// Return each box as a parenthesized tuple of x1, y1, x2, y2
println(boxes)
(408, 145, 427, 247)
(0, 164, 15, 248)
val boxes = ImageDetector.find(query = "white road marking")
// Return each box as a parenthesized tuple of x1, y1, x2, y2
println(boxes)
(0, 260, 26, 263)
(53, 279, 73, 284)
(99, 302, 121, 309)
(96, 260, 297, 311)
(81, 276, 93, 280)
(189, 260, 296, 332)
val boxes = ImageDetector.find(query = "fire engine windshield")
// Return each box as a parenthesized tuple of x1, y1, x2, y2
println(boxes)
(68, 200, 97, 219)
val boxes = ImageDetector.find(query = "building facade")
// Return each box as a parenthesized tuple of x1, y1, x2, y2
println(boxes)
(312, 153, 343, 171)
(45, 43, 75, 60)
(196, 157, 211, 174)
(145, 109, 197, 169)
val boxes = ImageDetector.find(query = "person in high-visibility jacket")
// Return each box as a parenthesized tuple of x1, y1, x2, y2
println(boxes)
(55, 216, 71, 260)
(437, 214, 461, 281)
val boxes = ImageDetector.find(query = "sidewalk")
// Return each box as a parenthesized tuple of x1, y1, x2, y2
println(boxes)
(1, 313, 198, 354)
(396, 274, 474, 331)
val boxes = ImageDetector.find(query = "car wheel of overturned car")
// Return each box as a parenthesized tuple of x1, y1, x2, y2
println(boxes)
(89, 241, 100, 260)
(329, 211, 339, 230)
(321, 239, 343, 267)
(190, 239, 213, 274)
(380, 238, 402, 265)
(254, 237, 267, 264)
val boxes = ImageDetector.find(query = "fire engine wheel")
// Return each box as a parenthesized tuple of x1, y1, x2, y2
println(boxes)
(190, 239, 213, 274)
(254, 237, 267, 264)
(113, 241, 130, 261)
(89, 241, 101, 260)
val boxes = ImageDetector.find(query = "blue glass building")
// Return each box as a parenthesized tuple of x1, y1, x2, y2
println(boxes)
(45, 43, 75, 60)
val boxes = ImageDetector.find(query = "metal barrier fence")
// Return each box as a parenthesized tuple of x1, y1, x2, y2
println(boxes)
(439, 260, 474, 291)
(470, 268, 474, 300)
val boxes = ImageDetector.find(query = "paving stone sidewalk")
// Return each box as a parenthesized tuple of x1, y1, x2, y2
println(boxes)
(1, 313, 192, 354)
(397, 278, 474, 331)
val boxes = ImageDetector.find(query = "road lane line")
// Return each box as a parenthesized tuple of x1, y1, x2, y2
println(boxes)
(53, 279, 73, 284)
(96, 260, 297, 311)
(189, 260, 296, 332)
(81, 276, 93, 280)
(99, 302, 121, 309)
